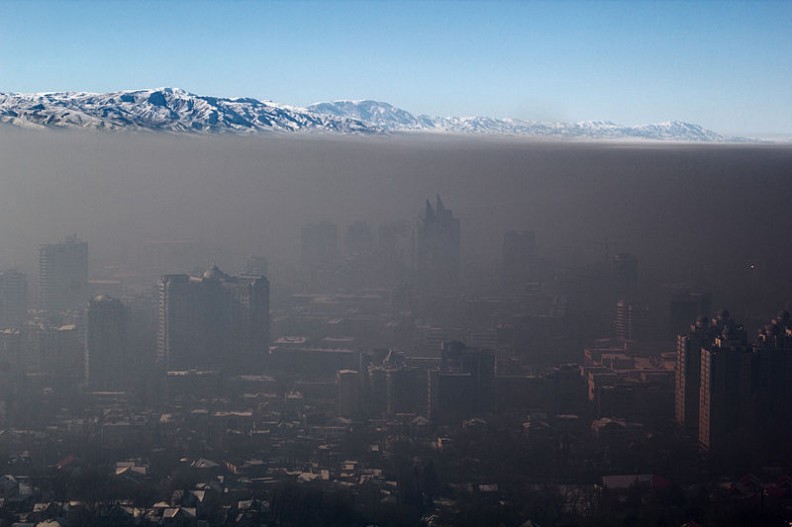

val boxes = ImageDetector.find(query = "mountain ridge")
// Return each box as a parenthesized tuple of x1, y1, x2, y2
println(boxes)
(0, 87, 739, 142)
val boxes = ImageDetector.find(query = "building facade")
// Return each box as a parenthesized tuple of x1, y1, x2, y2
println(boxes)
(157, 266, 270, 373)
(0, 270, 28, 329)
(39, 235, 89, 313)
(415, 196, 460, 293)
(85, 295, 128, 390)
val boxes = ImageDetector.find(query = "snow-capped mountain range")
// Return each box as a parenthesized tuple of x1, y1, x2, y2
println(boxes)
(0, 87, 732, 142)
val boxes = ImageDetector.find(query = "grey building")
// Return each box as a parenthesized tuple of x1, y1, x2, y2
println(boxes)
(39, 235, 89, 312)
(0, 269, 28, 329)
(157, 265, 269, 373)
(85, 295, 128, 390)
(416, 196, 460, 293)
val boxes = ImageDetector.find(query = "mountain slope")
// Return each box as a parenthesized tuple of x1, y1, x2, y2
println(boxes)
(308, 100, 725, 141)
(0, 88, 728, 141)
(0, 88, 372, 134)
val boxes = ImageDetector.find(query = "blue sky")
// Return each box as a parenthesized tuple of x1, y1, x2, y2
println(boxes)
(0, 1, 790, 136)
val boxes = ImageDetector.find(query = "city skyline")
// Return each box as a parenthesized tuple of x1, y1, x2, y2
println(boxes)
(0, 166, 791, 523)
(1, 1, 790, 137)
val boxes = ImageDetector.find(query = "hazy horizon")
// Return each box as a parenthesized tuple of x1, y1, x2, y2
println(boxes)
(2, 126, 791, 315)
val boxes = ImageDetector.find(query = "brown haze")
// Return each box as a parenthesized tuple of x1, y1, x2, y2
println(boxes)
(1, 127, 791, 311)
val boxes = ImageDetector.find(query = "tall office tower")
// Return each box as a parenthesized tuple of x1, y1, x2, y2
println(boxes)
(674, 315, 716, 432)
(615, 299, 633, 341)
(502, 230, 536, 293)
(85, 295, 128, 390)
(376, 349, 420, 415)
(0, 328, 22, 375)
(415, 195, 460, 292)
(614, 299, 654, 342)
(429, 340, 496, 422)
(301, 222, 338, 269)
(385, 367, 420, 415)
(157, 265, 270, 373)
(698, 314, 755, 452)
(669, 290, 711, 336)
(754, 311, 792, 449)
(442, 340, 496, 409)
(39, 235, 89, 312)
(0, 270, 28, 329)
(31, 321, 84, 385)
(366, 364, 388, 416)
(0, 328, 22, 423)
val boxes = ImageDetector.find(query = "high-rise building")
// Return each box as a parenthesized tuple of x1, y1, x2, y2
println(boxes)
(157, 265, 269, 373)
(753, 311, 792, 451)
(675, 331, 703, 432)
(386, 367, 420, 415)
(669, 290, 711, 336)
(0, 328, 22, 376)
(39, 235, 89, 312)
(415, 196, 460, 292)
(0, 328, 22, 425)
(615, 299, 655, 342)
(0, 270, 28, 329)
(698, 321, 755, 452)
(428, 340, 496, 422)
(615, 299, 633, 341)
(85, 295, 128, 390)
(675, 310, 730, 434)
(30, 321, 84, 386)
(677, 309, 792, 456)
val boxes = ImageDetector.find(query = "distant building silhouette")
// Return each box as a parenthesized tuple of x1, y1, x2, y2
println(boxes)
(39, 235, 89, 312)
(428, 341, 495, 423)
(386, 366, 420, 415)
(415, 195, 460, 292)
(31, 320, 83, 386)
(753, 311, 792, 454)
(615, 299, 655, 342)
(697, 314, 753, 452)
(669, 289, 711, 336)
(0, 270, 28, 329)
(85, 295, 128, 390)
(157, 265, 270, 373)
(363, 350, 421, 417)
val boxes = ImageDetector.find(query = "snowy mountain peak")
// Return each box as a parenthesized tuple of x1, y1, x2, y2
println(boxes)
(307, 100, 423, 131)
(0, 88, 731, 141)
(0, 88, 372, 134)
